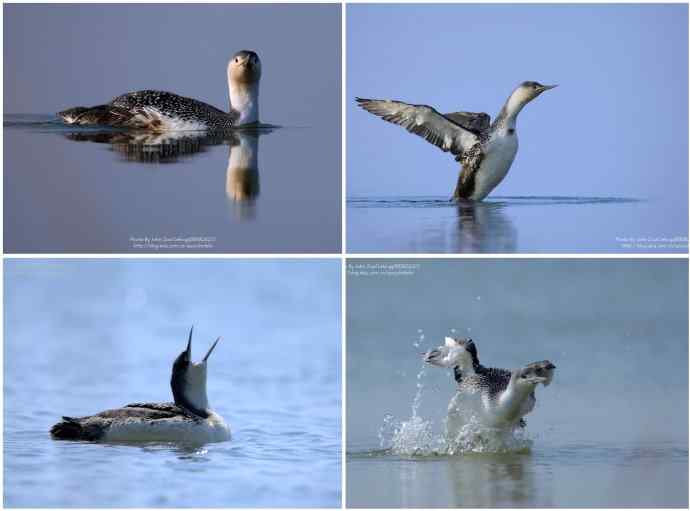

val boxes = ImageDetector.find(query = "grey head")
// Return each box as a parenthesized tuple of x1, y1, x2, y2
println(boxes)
(171, 326, 221, 418)
(507, 81, 558, 111)
(494, 81, 557, 128)
(512, 360, 556, 388)
(228, 50, 262, 85)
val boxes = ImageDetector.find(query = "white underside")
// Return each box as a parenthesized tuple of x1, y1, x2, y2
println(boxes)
(447, 382, 536, 432)
(102, 411, 231, 443)
(133, 107, 209, 132)
(471, 133, 519, 200)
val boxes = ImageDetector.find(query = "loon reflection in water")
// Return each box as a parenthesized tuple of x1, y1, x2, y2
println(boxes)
(64, 128, 272, 219)
(455, 201, 517, 253)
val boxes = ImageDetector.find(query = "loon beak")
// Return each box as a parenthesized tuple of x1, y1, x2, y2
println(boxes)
(203, 337, 221, 362)
(185, 326, 193, 360)
(540, 84, 558, 92)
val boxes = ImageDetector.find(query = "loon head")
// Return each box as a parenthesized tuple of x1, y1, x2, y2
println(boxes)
(228, 50, 262, 85)
(424, 336, 478, 371)
(507, 81, 557, 111)
(445, 336, 480, 368)
(171, 326, 221, 418)
(511, 360, 556, 391)
(228, 50, 261, 124)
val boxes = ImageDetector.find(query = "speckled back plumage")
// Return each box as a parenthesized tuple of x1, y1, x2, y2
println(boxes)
(110, 90, 238, 130)
(454, 364, 512, 400)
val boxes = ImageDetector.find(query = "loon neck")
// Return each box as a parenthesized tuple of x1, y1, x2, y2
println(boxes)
(229, 80, 260, 125)
(456, 356, 478, 375)
(171, 374, 210, 418)
(493, 92, 526, 131)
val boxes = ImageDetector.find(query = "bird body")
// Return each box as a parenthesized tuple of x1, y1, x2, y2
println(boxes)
(50, 327, 231, 443)
(51, 403, 229, 443)
(424, 337, 555, 429)
(58, 51, 261, 132)
(356, 81, 557, 201)
(465, 128, 519, 200)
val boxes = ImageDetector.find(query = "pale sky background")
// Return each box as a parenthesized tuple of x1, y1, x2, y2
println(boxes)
(5, 3, 341, 130)
(347, 4, 688, 204)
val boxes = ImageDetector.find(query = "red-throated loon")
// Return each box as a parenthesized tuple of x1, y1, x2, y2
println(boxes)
(356, 81, 557, 201)
(58, 50, 261, 131)
(424, 337, 555, 429)
(50, 327, 231, 443)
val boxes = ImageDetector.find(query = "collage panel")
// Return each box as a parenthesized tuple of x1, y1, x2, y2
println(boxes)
(346, 258, 688, 507)
(4, 3, 342, 254)
(347, 3, 689, 254)
(4, 258, 341, 507)
(2, 1, 689, 509)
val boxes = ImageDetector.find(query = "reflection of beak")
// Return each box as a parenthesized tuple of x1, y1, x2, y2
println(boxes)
(186, 326, 193, 360)
(539, 84, 558, 92)
(203, 337, 221, 362)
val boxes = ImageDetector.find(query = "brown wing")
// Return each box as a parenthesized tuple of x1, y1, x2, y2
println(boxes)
(453, 144, 484, 200)
(356, 98, 480, 156)
(443, 111, 491, 135)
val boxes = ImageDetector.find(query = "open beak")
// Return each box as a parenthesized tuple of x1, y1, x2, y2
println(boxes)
(185, 326, 193, 360)
(203, 337, 221, 362)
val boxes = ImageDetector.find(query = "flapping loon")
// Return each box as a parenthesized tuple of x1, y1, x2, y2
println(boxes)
(356, 81, 557, 201)
(50, 327, 231, 443)
(58, 50, 261, 131)
(424, 337, 555, 428)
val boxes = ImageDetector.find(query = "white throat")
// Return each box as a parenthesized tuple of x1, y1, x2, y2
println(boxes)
(229, 80, 260, 125)
(497, 373, 535, 419)
(455, 353, 477, 374)
(184, 364, 210, 412)
(499, 88, 533, 130)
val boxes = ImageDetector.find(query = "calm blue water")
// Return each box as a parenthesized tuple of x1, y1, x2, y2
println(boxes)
(347, 197, 688, 253)
(4, 115, 340, 253)
(4, 259, 341, 507)
(346, 259, 688, 507)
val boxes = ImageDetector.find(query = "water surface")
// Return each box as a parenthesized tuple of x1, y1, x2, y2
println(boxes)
(347, 196, 688, 253)
(4, 259, 341, 507)
(346, 259, 688, 507)
(5, 116, 340, 253)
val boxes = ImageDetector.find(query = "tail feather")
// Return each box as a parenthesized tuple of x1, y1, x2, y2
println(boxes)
(57, 105, 133, 126)
(50, 416, 104, 441)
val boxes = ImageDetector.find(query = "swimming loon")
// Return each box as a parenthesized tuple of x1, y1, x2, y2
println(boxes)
(58, 50, 261, 131)
(50, 327, 231, 443)
(356, 81, 557, 201)
(424, 337, 555, 428)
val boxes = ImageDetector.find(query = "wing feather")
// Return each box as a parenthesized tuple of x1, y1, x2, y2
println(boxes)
(356, 98, 479, 155)
(443, 111, 491, 134)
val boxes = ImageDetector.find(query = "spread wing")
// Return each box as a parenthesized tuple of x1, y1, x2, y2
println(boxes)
(356, 98, 480, 156)
(443, 111, 491, 135)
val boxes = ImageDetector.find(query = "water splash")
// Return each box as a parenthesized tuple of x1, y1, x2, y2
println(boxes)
(379, 330, 532, 457)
